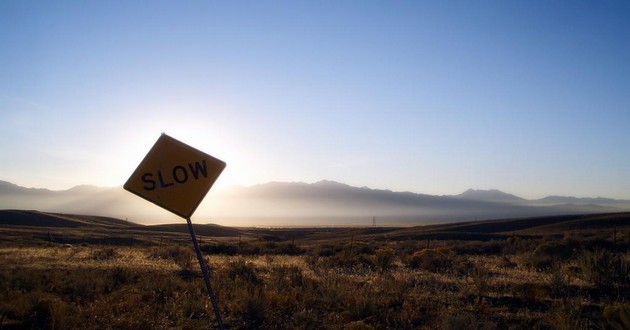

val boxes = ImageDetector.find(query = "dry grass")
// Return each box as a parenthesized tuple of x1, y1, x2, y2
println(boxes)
(0, 246, 179, 271)
(0, 232, 628, 329)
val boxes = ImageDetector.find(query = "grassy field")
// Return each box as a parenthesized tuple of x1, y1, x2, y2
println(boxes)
(1, 210, 630, 329)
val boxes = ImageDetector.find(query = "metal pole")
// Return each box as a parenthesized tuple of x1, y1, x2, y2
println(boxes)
(186, 217, 224, 329)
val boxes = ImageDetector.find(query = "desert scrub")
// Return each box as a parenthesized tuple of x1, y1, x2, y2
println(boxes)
(200, 242, 239, 256)
(577, 249, 629, 290)
(408, 248, 454, 272)
(312, 243, 343, 257)
(544, 299, 588, 330)
(226, 258, 261, 285)
(468, 264, 491, 297)
(264, 241, 306, 255)
(510, 282, 550, 304)
(452, 239, 509, 256)
(547, 262, 572, 298)
(148, 245, 194, 270)
(1, 236, 619, 329)
(0, 265, 214, 329)
(91, 247, 119, 260)
(306, 254, 375, 276)
(440, 310, 497, 330)
(526, 241, 573, 270)
(374, 247, 395, 273)
(3, 293, 83, 329)
(267, 264, 304, 288)
(603, 303, 630, 330)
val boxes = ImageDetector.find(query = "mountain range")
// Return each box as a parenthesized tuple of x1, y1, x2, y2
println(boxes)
(1, 180, 629, 226)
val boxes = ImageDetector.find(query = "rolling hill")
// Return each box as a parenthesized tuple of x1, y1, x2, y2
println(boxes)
(0, 209, 138, 228)
(2, 210, 629, 246)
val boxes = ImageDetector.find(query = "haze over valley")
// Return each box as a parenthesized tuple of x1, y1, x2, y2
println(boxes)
(2, 180, 629, 227)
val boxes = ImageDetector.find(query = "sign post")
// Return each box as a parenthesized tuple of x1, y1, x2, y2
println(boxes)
(186, 217, 223, 328)
(124, 133, 226, 329)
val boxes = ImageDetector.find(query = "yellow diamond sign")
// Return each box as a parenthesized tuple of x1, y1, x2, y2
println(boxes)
(124, 134, 226, 219)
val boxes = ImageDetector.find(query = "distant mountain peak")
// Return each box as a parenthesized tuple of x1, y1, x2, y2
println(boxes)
(312, 180, 351, 188)
(65, 185, 103, 193)
(456, 189, 525, 203)
(0, 180, 18, 189)
(0, 180, 52, 194)
(462, 188, 503, 194)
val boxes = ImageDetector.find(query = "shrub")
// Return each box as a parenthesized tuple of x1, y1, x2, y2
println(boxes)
(354, 244, 375, 255)
(109, 266, 136, 290)
(268, 265, 304, 288)
(346, 291, 378, 320)
(577, 249, 629, 289)
(499, 255, 517, 268)
(275, 242, 306, 255)
(231, 286, 266, 327)
(545, 299, 587, 330)
(548, 262, 571, 298)
(603, 303, 630, 330)
(91, 247, 119, 261)
(25, 296, 79, 329)
(527, 241, 573, 270)
(408, 248, 454, 272)
(453, 240, 508, 255)
(238, 242, 262, 255)
(469, 265, 491, 297)
(200, 243, 238, 256)
(149, 245, 194, 270)
(511, 282, 549, 303)
(441, 311, 483, 330)
(374, 248, 395, 273)
(315, 244, 340, 257)
(226, 259, 261, 285)
(307, 254, 375, 275)
(295, 310, 321, 330)
(452, 256, 476, 276)
(344, 320, 375, 330)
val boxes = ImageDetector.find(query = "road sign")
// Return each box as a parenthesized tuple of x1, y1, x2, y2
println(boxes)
(124, 133, 226, 219)
(124, 133, 227, 328)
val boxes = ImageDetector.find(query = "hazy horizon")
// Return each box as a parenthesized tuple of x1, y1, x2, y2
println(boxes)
(2, 178, 629, 227)
(2, 2, 630, 201)
(4, 177, 630, 201)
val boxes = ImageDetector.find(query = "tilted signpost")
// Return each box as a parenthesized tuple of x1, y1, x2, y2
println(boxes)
(124, 133, 226, 329)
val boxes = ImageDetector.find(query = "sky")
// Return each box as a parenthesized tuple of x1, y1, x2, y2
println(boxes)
(1, 1, 630, 200)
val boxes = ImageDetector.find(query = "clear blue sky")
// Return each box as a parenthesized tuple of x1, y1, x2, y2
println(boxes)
(1, 1, 629, 199)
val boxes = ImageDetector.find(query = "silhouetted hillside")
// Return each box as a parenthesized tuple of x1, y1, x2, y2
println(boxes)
(0, 209, 139, 228)
(2, 210, 629, 245)
(377, 212, 630, 240)
(133, 223, 247, 237)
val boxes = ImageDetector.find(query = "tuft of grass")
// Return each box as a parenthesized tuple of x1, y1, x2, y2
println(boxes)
(603, 303, 630, 330)
(526, 241, 573, 270)
(577, 249, 629, 290)
(91, 247, 120, 261)
(545, 299, 588, 330)
(226, 259, 261, 285)
(374, 248, 395, 274)
(149, 245, 194, 271)
(469, 264, 491, 297)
